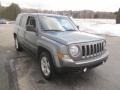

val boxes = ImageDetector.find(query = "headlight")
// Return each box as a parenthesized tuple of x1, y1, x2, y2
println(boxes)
(69, 45, 80, 57)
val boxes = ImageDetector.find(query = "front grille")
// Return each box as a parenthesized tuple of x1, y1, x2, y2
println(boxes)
(81, 41, 104, 59)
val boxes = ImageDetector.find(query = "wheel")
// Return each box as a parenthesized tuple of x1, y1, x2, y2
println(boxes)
(14, 37, 23, 51)
(39, 52, 55, 80)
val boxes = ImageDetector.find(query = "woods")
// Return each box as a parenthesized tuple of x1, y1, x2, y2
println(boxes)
(0, 3, 21, 20)
(116, 8, 120, 24)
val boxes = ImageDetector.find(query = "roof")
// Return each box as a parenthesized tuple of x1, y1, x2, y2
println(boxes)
(18, 13, 67, 17)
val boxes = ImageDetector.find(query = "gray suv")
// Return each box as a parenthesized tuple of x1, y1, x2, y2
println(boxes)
(14, 13, 109, 80)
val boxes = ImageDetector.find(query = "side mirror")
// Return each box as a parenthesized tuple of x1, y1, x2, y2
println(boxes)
(26, 25, 36, 32)
(76, 25, 79, 30)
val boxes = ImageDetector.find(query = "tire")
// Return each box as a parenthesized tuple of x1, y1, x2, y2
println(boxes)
(14, 37, 23, 51)
(39, 52, 55, 80)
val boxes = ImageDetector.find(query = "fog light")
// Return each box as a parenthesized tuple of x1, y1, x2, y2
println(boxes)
(63, 55, 74, 62)
(57, 52, 73, 62)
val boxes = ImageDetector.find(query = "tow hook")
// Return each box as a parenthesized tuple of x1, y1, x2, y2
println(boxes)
(103, 61, 106, 64)
(83, 68, 87, 72)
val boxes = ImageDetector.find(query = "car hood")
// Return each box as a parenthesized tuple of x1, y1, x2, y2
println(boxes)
(42, 31, 105, 45)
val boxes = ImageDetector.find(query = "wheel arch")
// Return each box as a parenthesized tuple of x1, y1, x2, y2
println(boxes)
(37, 46, 56, 64)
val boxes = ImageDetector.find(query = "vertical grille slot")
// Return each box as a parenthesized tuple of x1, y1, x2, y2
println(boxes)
(82, 46, 85, 56)
(86, 45, 90, 55)
(91, 45, 93, 54)
(97, 43, 99, 53)
(100, 43, 102, 52)
(94, 44, 97, 54)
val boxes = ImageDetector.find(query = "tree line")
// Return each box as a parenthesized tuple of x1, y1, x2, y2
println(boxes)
(116, 8, 120, 24)
(22, 9, 116, 19)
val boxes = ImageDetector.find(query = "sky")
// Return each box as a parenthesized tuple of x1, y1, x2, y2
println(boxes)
(0, 0, 120, 12)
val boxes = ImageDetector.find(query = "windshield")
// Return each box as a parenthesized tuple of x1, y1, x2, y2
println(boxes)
(39, 16, 78, 31)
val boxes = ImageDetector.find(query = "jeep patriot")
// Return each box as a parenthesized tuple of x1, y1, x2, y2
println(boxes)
(14, 13, 109, 80)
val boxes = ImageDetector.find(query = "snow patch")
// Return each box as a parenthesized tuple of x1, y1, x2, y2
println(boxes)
(74, 19, 120, 37)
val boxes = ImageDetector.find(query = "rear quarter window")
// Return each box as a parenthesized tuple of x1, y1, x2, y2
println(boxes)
(16, 15, 21, 25)
(19, 16, 23, 26)
(17, 15, 27, 29)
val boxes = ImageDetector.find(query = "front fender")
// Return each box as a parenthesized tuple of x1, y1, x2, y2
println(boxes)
(37, 36, 66, 68)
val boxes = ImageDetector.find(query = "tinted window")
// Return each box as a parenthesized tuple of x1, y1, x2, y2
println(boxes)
(26, 16, 36, 28)
(16, 15, 21, 25)
(21, 16, 27, 28)
(19, 16, 23, 26)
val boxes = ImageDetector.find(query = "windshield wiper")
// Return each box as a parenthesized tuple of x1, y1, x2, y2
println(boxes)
(66, 29, 76, 31)
(44, 29, 64, 32)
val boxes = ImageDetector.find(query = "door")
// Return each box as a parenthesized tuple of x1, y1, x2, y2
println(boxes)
(24, 16, 38, 53)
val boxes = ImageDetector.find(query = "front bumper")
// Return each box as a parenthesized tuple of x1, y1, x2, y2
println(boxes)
(57, 51, 109, 72)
